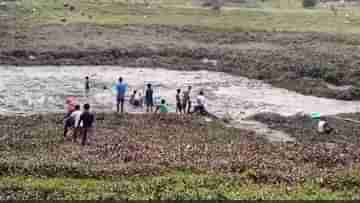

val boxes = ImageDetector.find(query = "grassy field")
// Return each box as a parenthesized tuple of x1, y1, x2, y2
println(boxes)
(1, 173, 360, 200)
(15, 0, 360, 34)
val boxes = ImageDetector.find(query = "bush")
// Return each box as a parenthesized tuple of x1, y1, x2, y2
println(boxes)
(324, 70, 343, 85)
(201, 0, 223, 11)
(350, 87, 360, 99)
(302, 0, 318, 8)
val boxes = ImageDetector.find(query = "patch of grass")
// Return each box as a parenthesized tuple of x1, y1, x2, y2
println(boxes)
(15, 0, 360, 34)
(324, 166, 360, 193)
(0, 172, 357, 200)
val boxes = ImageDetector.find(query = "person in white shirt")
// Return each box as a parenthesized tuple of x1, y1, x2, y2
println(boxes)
(191, 90, 218, 119)
(192, 91, 207, 115)
(135, 92, 143, 107)
(70, 105, 83, 142)
(130, 90, 142, 108)
(312, 113, 333, 134)
(317, 119, 333, 134)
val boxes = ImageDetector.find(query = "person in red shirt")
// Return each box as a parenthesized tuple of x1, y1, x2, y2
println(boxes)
(63, 97, 77, 137)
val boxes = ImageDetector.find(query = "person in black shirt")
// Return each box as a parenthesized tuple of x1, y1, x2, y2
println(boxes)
(145, 83, 154, 112)
(176, 89, 182, 113)
(78, 103, 95, 146)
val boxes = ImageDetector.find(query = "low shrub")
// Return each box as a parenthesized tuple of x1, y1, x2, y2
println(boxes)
(302, 0, 318, 8)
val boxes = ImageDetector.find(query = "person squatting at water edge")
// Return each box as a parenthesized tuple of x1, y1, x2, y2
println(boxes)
(311, 112, 334, 135)
(130, 90, 143, 108)
(155, 99, 169, 113)
(191, 90, 218, 119)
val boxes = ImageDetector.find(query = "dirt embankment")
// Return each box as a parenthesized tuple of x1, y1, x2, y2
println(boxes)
(2, 23, 360, 100)
(1, 113, 360, 184)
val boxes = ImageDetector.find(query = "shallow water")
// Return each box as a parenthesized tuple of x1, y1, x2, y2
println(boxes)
(1, 66, 360, 119)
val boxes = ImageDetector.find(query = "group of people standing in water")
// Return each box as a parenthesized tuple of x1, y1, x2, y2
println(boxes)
(115, 77, 209, 115)
(64, 76, 212, 146)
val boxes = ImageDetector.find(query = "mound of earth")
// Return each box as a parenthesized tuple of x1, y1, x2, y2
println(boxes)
(0, 113, 360, 185)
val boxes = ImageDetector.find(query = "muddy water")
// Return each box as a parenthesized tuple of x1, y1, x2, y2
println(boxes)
(1, 66, 360, 116)
(1, 66, 360, 141)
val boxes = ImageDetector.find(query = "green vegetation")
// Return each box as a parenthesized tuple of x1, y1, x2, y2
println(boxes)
(15, 0, 360, 34)
(1, 172, 360, 200)
(302, 0, 318, 8)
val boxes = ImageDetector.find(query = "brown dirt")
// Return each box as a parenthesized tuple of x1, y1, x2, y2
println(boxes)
(1, 113, 360, 184)
(2, 23, 360, 100)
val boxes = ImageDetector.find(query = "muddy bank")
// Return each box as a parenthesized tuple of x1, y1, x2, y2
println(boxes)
(250, 112, 360, 144)
(2, 24, 360, 100)
(0, 113, 360, 184)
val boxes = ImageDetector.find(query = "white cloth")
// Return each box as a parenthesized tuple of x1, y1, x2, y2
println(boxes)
(196, 95, 206, 107)
(318, 120, 326, 133)
(135, 93, 141, 101)
(71, 110, 83, 127)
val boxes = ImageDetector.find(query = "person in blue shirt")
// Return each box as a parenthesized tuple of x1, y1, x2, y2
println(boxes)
(116, 77, 127, 113)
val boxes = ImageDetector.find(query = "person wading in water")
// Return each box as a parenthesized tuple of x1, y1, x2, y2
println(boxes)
(85, 76, 90, 97)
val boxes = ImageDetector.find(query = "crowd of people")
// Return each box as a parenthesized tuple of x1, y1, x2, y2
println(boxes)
(63, 76, 213, 145)
(114, 77, 210, 115)
(63, 75, 335, 146)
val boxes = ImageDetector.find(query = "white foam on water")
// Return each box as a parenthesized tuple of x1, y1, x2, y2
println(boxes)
(0, 65, 359, 121)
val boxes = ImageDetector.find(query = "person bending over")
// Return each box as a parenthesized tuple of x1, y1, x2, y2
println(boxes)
(155, 99, 169, 114)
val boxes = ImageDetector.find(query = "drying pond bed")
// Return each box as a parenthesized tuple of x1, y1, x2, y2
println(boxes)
(0, 113, 360, 199)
